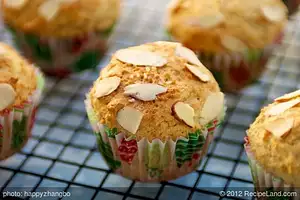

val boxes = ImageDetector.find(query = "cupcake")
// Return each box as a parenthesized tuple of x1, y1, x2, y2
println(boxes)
(0, 42, 44, 160)
(245, 90, 300, 195)
(1, 0, 120, 77)
(166, 0, 287, 92)
(85, 41, 226, 182)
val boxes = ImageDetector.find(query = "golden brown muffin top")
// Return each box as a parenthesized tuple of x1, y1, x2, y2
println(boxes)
(247, 90, 300, 186)
(166, 0, 287, 52)
(1, 0, 120, 37)
(0, 42, 37, 113)
(89, 41, 225, 141)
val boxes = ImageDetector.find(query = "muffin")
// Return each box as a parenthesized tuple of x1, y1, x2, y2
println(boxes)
(283, 0, 300, 16)
(166, 0, 287, 92)
(0, 42, 44, 160)
(245, 90, 300, 195)
(1, 0, 120, 77)
(85, 41, 226, 182)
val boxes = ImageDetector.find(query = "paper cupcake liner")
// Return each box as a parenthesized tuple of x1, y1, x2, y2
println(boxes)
(5, 24, 115, 77)
(0, 68, 45, 160)
(244, 137, 300, 199)
(85, 96, 226, 182)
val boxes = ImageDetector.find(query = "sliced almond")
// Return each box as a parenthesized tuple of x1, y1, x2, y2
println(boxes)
(221, 35, 247, 52)
(172, 102, 195, 127)
(0, 84, 16, 111)
(200, 92, 224, 124)
(265, 117, 294, 138)
(185, 64, 210, 82)
(167, 0, 180, 12)
(4, 0, 27, 8)
(261, 5, 286, 22)
(175, 44, 202, 66)
(95, 76, 121, 98)
(115, 49, 167, 67)
(265, 98, 300, 116)
(117, 107, 143, 134)
(275, 90, 300, 102)
(39, 0, 60, 21)
(194, 13, 224, 28)
(124, 83, 167, 101)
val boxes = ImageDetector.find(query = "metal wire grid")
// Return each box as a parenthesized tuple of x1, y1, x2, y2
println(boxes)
(0, 0, 299, 199)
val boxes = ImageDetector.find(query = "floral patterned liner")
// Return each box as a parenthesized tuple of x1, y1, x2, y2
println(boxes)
(0, 68, 44, 160)
(85, 95, 226, 182)
(6, 23, 116, 77)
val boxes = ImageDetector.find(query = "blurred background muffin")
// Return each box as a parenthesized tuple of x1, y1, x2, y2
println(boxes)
(283, 0, 300, 16)
(166, 0, 287, 93)
(1, 0, 120, 77)
(0, 42, 44, 160)
(85, 41, 225, 182)
(245, 90, 300, 193)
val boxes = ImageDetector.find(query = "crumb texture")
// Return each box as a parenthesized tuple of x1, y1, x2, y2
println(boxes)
(0, 42, 37, 110)
(166, 0, 287, 52)
(89, 41, 222, 141)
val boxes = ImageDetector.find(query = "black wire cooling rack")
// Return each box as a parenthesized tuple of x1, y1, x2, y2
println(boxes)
(0, 0, 300, 200)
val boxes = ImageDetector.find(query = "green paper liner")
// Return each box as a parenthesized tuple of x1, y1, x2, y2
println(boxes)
(0, 68, 45, 160)
(244, 137, 300, 199)
(85, 95, 226, 182)
(5, 24, 116, 77)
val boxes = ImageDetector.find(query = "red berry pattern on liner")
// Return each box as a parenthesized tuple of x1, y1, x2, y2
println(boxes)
(207, 119, 219, 134)
(188, 153, 201, 167)
(29, 107, 38, 131)
(0, 109, 11, 116)
(71, 34, 89, 53)
(118, 138, 138, 164)
(229, 61, 251, 86)
(0, 124, 3, 149)
(14, 105, 25, 110)
(44, 67, 72, 78)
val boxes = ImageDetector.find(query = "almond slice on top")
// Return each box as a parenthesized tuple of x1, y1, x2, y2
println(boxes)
(195, 13, 225, 28)
(167, 0, 181, 12)
(117, 107, 144, 134)
(265, 117, 294, 138)
(0, 83, 16, 111)
(275, 90, 300, 102)
(115, 49, 167, 67)
(39, 0, 60, 21)
(172, 102, 195, 127)
(221, 35, 247, 52)
(95, 76, 121, 98)
(4, 0, 28, 8)
(124, 83, 167, 101)
(200, 92, 224, 125)
(261, 5, 286, 22)
(185, 64, 210, 82)
(175, 44, 202, 66)
(265, 98, 300, 116)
